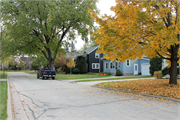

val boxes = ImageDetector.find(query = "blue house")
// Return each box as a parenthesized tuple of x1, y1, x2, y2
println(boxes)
(102, 56, 151, 76)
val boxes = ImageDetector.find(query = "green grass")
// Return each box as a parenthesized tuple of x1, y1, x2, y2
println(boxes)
(0, 72, 7, 79)
(74, 76, 154, 82)
(0, 81, 8, 119)
(25, 71, 38, 74)
(56, 74, 109, 80)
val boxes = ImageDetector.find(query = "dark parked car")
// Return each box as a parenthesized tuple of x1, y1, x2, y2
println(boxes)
(37, 68, 56, 80)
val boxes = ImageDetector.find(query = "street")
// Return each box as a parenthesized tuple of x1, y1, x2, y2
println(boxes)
(9, 72, 179, 120)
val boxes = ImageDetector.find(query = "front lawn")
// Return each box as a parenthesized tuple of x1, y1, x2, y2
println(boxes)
(0, 71, 7, 79)
(56, 74, 108, 80)
(0, 81, 8, 119)
(74, 76, 154, 82)
(96, 79, 180, 99)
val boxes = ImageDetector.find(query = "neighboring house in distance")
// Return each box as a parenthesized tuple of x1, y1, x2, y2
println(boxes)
(77, 45, 103, 73)
(102, 55, 151, 76)
(20, 57, 32, 70)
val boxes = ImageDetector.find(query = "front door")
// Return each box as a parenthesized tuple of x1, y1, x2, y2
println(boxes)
(134, 64, 138, 75)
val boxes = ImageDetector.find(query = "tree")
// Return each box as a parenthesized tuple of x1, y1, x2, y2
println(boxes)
(90, 0, 179, 84)
(17, 59, 25, 70)
(79, 56, 87, 74)
(150, 57, 163, 76)
(54, 54, 67, 70)
(9, 57, 17, 70)
(1, 0, 98, 70)
(29, 55, 49, 69)
(66, 56, 75, 75)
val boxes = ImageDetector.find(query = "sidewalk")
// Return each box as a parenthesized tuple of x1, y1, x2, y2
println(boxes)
(73, 78, 155, 86)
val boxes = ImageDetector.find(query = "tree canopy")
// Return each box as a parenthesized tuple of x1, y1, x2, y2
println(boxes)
(1, 0, 98, 69)
(90, 0, 180, 84)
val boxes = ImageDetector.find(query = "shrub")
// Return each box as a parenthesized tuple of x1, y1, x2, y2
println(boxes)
(161, 67, 169, 76)
(154, 71, 158, 78)
(177, 67, 180, 75)
(149, 57, 163, 76)
(65, 65, 70, 74)
(154, 71, 163, 79)
(157, 71, 163, 79)
(72, 68, 80, 74)
(79, 56, 87, 74)
(115, 69, 123, 76)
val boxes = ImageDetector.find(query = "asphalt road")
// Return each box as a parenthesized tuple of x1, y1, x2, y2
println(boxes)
(8, 72, 180, 120)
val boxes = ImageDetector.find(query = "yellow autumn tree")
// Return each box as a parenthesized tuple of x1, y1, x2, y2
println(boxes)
(89, 0, 180, 84)
(66, 56, 75, 75)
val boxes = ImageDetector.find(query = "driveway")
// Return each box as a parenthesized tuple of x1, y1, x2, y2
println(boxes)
(8, 72, 180, 120)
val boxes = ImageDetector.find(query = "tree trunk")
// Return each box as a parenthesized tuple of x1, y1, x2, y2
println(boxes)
(169, 45, 178, 85)
(49, 58, 55, 70)
(169, 58, 177, 84)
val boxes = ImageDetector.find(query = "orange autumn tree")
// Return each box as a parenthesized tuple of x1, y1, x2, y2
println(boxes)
(54, 54, 67, 70)
(89, 0, 180, 84)
(66, 56, 75, 75)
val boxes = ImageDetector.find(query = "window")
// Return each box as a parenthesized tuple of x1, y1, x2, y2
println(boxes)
(126, 60, 130, 66)
(115, 62, 118, 69)
(95, 53, 99, 58)
(110, 62, 113, 69)
(92, 63, 100, 69)
(105, 62, 108, 69)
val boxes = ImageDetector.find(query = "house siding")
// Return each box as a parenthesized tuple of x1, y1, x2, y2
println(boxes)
(123, 58, 139, 74)
(103, 57, 150, 75)
(88, 48, 103, 73)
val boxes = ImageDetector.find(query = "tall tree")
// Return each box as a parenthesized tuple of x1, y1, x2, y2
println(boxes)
(90, 0, 179, 84)
(1, 0, 98, 70)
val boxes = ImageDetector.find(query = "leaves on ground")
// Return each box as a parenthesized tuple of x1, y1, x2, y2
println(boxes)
(96, 79, 180, 99)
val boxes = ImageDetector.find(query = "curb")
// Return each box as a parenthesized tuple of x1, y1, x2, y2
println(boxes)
(7, 79, 14, 120)
(92, 85, 180, 103)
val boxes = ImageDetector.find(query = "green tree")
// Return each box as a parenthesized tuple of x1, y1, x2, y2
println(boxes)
(17, 59, 25, 70)
(1, 0, 98, 70)
(29, 55, 49, 69)
(79, 56, 87, 74)
(150, 57, 163, 76)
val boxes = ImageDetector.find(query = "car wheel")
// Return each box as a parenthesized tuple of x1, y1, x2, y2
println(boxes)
(37, 76, 39, 79)
(42, 76, 44, 80)
(52, 77, 55, 80)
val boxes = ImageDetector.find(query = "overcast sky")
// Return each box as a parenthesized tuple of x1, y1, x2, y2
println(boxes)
(75, 0, 116, 50)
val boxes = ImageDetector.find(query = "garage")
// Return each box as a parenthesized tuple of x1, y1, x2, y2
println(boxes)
(141, 64, 151, 75)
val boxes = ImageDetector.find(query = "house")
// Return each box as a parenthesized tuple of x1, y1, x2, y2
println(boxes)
(102, 56, 151, 76)
(77, 45, 103, 73)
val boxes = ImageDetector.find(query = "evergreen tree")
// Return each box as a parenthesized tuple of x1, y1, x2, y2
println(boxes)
(79, 56, 87, 74)
(150, 57, 163, 76)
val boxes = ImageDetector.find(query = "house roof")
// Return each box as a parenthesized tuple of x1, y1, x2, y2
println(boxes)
(84, 46, 99, 54)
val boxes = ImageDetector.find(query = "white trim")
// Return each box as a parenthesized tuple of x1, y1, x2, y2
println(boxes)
(141, 58, 150, 61)
(87, 46, 99, 54)
(134, 64, 138, 75)
(115, 62, 118, 69)
(109, 62, 113, 69)
(126, 60, 130, 67)
(105, 62, 108, 70)
(92, 63, 100, 69)
(95, 53, 99, 58)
